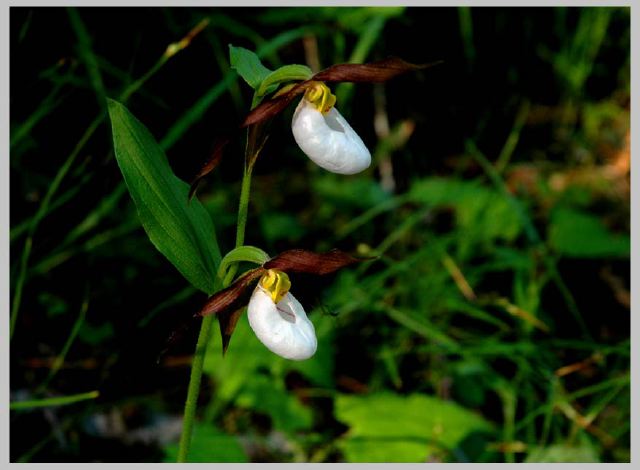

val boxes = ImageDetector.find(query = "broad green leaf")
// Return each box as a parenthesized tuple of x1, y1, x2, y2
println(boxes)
(313, 174, 391, 210)
(107, 99, 220, 295)
(408, 177, 523, 243)
(335, 392, 493, 462)
(548, 207, 630, 258)
(525, 444, 600, 463)
(204, 315, 277, 404)
(236, 375, 313, 433)
(78, 321, 114, 345)
(256, 64, 313, 97)
(163, 423, 247, 462)
(229, 44, 272, 89)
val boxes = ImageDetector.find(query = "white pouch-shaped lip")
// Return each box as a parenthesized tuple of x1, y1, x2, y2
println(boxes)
(247, 287, 317, 360)
(291, 98, 371, 175)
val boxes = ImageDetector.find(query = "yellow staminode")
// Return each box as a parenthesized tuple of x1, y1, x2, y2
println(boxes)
(260, 269, 291, 304)
(304, 81, 336, 114)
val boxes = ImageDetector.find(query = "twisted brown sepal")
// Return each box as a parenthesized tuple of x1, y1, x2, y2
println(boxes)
(188, 135, 230, 200)
(197, 267, 265, 318)
(188, 56, 440, 195)
(196, 249, 374, 355)
(314, 57, 439, 83)
(218, 307, 246, 356)
(264, 248, 372, 275)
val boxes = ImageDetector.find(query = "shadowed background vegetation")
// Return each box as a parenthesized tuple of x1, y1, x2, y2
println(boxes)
(10, 6, 630, 463)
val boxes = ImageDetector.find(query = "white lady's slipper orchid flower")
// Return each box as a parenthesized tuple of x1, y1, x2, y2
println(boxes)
(247, 269, 317, 360)
(291, 82, 371, 175)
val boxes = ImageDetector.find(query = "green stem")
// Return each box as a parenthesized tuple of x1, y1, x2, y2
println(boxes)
(176, 313, 215, 462)
(177, 155, 255, 462)
(236, 165, 253, 248)
(224, 165, 253, 286)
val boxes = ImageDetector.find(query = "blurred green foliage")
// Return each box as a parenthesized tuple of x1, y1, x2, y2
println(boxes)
(10, 5, 629, 463)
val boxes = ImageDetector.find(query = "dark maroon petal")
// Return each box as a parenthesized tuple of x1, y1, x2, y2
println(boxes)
(188, 134, 231, 199)
(197, 267, 265, 318)
(264, 248, 372, 275)
(312, 57, 441, 83)
(218, 306, 246, 356)
(240, 80, 311, 128)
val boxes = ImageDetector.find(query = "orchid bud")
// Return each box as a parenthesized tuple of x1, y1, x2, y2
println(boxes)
(291, 82, 371, 175)
(247, 269, 317, 360)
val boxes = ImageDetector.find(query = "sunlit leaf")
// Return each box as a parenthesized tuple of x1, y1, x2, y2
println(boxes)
(107, 99, 220, 294)
(335, 393, 493, 462)
(549, 207, 630, 258)
(408, 177, 523, 243)
(236, 375, 313, 433)
(525, 444, 600, 463)
(163, 423, 247, 462)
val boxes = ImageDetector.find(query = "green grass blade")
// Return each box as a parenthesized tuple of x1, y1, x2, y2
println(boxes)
(10, 115, 103, 340)
(336, 14, 387, 107)
(10, 390, 100, 411)
(36, 291, 90, 392)
(67, 8, 106, 107)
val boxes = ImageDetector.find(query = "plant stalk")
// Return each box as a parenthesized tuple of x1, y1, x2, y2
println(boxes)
(177, 148, 255, 462)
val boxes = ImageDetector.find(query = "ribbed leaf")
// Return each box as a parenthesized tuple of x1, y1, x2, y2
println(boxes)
(107, 99, 220, 295)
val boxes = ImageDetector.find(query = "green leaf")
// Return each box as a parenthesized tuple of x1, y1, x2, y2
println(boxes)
(256, 64, 313, 97)
(525, 444, 600, 463)
(408, 177, 523, 243)
(78, 321, 114, 345)
(107, 99, 221, 295)
(548, 207, 630, 258)
(220, 245, 270, 272)
(335, 392, 493, 462)
(236, 375, 313, 433)
(163, 423, 247, 462)
(229, 44, 272, 89)
(313, 174, 391, 210)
